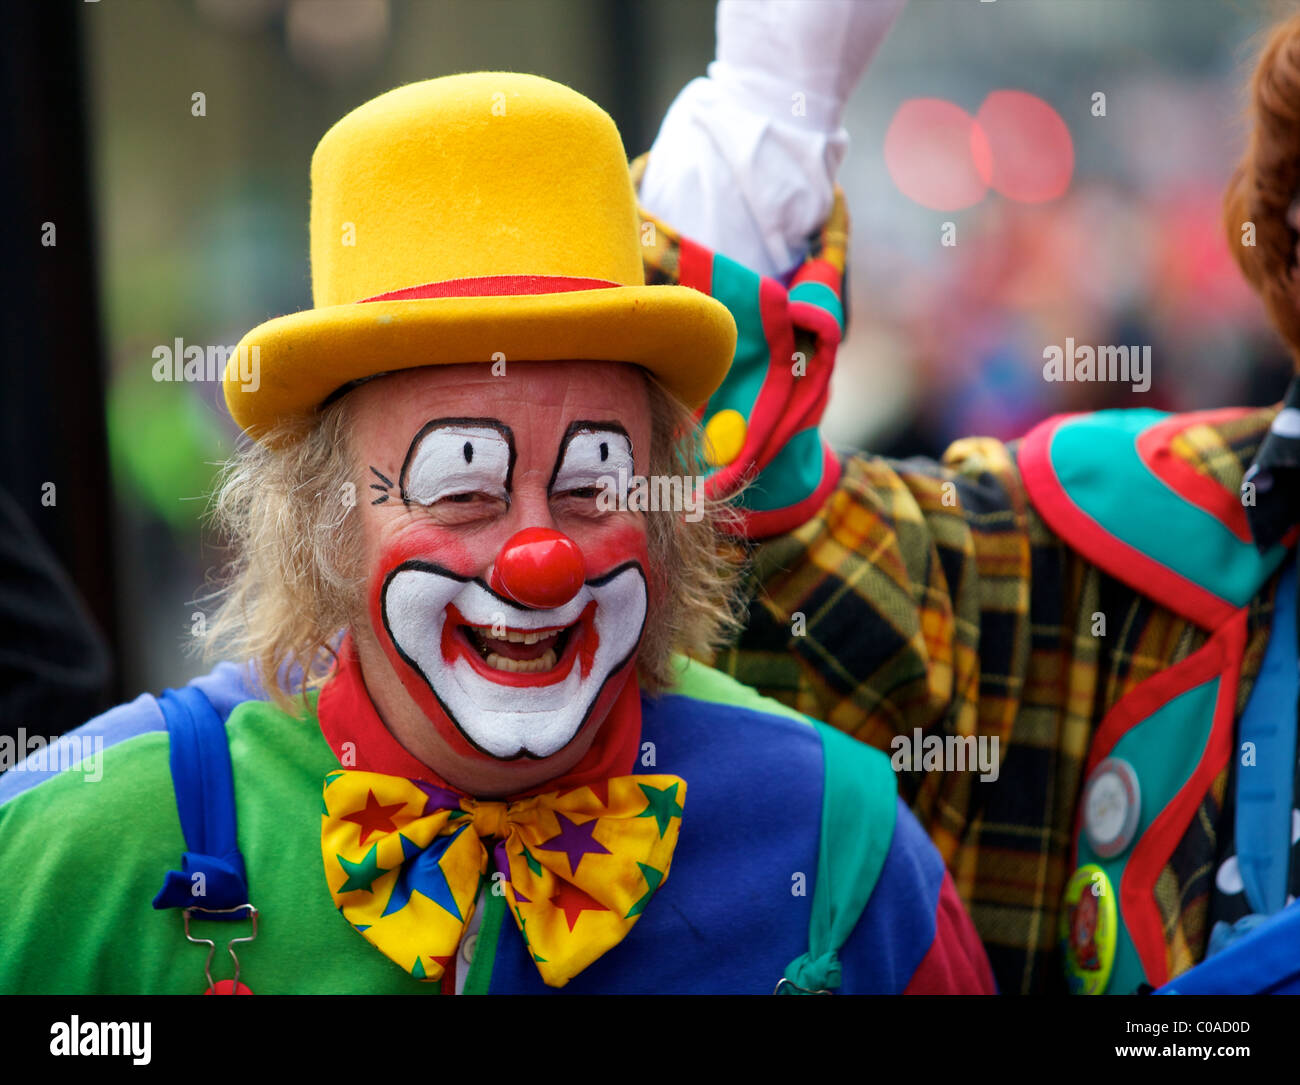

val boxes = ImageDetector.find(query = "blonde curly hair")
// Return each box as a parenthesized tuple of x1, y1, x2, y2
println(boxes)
(199, 369, 745, 713)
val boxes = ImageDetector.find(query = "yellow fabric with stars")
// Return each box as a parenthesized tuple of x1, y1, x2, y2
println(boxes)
(321, 771, 686, 988)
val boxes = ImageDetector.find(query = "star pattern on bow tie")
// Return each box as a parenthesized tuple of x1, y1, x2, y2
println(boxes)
(321, 770, 686, 987)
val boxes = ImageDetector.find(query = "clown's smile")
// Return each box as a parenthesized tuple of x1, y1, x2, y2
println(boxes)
(381, 561, 646, 759)
(459, 617, 574, 675)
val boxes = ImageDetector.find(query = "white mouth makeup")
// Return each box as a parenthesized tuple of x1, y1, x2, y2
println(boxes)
(381, 562, 647, 759)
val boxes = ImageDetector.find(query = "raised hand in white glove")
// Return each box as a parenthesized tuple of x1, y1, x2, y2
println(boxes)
(639, 0, 906, 278)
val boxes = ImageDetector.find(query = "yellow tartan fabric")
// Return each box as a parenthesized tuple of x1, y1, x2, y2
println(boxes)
(321, 770, 685, 988)
(709, 410, 1282, 993)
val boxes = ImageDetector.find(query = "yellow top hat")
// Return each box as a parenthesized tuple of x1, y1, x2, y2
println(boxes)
(222, 71, 738, 442)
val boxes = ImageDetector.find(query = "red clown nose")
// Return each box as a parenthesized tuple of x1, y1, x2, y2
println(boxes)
(488, 528, 585, 610)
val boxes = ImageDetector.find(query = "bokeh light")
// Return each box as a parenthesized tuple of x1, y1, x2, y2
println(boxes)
(885, 90, 1074, 210)
(883, 98, 990, 211)
(976, 89, 1074, 203)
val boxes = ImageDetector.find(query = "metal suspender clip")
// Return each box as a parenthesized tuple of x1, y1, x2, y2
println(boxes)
(772, 977, 833, 995)
(184, 903, 259, 995)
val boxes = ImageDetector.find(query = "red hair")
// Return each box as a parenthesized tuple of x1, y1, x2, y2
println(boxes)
(1225, 10, 1300, 366)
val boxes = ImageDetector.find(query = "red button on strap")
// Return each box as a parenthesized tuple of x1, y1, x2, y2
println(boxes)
(204, 979, 254, 995)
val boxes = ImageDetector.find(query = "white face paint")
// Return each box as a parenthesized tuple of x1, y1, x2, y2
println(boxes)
(381, 563, 647, 759)
(402, 422, 513, 505)
(551, 427, 634, 503)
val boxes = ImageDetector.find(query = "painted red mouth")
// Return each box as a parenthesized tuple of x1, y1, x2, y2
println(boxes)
(440, 601, 598, 687)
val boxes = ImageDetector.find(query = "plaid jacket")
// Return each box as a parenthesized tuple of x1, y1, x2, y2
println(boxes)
(633, 156, 1288, 995)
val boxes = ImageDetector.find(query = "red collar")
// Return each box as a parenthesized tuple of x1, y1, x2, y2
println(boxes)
(316, 635, 643, 800)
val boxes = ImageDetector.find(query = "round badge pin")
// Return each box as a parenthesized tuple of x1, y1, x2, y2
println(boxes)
(1060, 864, 1117, 995)
(1083, 756, 1141, 858)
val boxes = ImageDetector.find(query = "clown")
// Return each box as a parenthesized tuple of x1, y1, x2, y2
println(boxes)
(0, 69, 993, 996)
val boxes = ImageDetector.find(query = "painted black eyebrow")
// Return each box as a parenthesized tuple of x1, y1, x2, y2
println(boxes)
(547, 420, 632, 494)
(398, 418, 517, 504)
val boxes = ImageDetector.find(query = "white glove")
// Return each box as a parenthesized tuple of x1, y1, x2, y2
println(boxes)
(639, 0, 906, 278)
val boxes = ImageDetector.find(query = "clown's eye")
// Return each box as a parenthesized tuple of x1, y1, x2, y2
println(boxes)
(403, 424, 511, 508)
(551, 428, 633, 502)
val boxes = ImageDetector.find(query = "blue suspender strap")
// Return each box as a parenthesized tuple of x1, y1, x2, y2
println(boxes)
(151, 685, 250, 917)
(1156, 900, 1300, 994)
(1234, 554, 1299, 918)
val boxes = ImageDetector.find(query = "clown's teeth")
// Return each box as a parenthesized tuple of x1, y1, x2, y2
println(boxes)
(512, 629, 558, 645)
(483, 648, 558, 673)
(467, 626, 562, 645)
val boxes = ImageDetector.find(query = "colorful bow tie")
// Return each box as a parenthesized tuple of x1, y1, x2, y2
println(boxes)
(321, 769, 685, 988)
